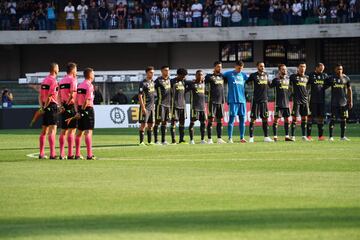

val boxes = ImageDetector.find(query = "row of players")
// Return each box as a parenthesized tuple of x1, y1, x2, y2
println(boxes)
(38, 63, 96, 159)
(138, 61, 353, 145)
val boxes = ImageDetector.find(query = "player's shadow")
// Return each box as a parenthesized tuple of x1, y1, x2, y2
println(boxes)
(1, 207, 359, 238)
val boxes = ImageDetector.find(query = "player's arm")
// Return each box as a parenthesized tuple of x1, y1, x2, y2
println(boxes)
(347, 82, 353, 110)
(246, 73, 253, 85)
(138, 93, 146, 115)
(269, 78, 276, 88)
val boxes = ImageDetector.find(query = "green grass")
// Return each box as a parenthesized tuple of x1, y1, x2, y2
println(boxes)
(0, 125, 360, 240)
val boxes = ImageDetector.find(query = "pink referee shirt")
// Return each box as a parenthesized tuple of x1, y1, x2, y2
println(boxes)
(77, 79, 94, 108)
(40, 75, 58, 104)
(59, 75, 77, 105)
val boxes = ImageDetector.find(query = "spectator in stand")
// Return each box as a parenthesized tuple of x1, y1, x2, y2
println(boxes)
(348, 2, 356, 22)
(330, 6, 337, 23)
(337, 0, 348, 23)
(291, 0, 302, 24)
(1, 88, 13, 108)
(36, 2, 46, 30)
(191, 0, 203, 27)
(116, 2, 126, 29)
(178, 6, 186, 27)
(281, 0, 291, 25)
(46, 2, 56, 30)
(172, 7, 179, 27)
(133, 3, 143, 29)
(272, 0, 283, 25)
(242, 0, 249, 24)
(214, 5, 222, 26)
(221, 0, 231, 27)
(98, 1, 109, 29)
(204, 0, 214, 27)
(150, 2, 160, 28)
(248, 0, 259, 26)
(8, 0, 17, 29)
(317, 0, 327, 24)
(231, 0, 242, 26)
(88, 1, 99, 29)
(93, 85, 103, 105)
(109, 9, 118, 28)
(77, 0, 88, 30)
(258, 0, 270, 23)
(64, 1, 75, 30)
(203, 11, 210, 26)
(161, 0, 170, 28)
(110, 89, 128, 104)
(185, 5, 192, 27)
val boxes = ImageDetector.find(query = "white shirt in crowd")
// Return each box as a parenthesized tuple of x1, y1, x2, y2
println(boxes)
(77, 4, 88, 19)
(221, 4, 232, 17)
(292, 2, 302, 16)
(65, 5, 75, 20)
(191, 3, 203, 18)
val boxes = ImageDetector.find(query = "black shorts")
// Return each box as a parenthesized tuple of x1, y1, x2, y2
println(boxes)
(156, 105, 171, 122)
(274, 107, 290, 118)
(42, 102, 58, 126)
(250, 102, 269, 119)
(77, 107, 95, 131)
(331, 105, 349, 119)
(292, 102, 310, 117)
(172, 108, 186, 122)
(208, 102, 224, 119)
(60, 104, 77, 129)
(139, 108, 155, 124)
(310, 102, 325, 118)
(191, 110, 207, 122)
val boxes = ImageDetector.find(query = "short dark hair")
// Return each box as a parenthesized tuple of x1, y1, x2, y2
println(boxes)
(298, 61, 306, 66)
(213, 61, 222, 67)
(196, 70, 203, 75)
(145, 66, 154, 73)
(235, 61, 244, 67)
(278, 64, 286, 70)
(66, 62, 77, 74)
(49, 62, 58, 72)
(177, 68, 188, 76)
(83, 68, 93, 79)
(316, 62, 324, 68)
(256, 61, 264, 66)
(161, 65, 170, 70)
(335, 63, 343, 69)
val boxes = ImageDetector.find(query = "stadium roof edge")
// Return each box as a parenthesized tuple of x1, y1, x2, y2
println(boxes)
(1, 23, 360, 45)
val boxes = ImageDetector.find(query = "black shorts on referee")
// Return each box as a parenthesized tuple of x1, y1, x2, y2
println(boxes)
(42, 102, 58, 126)
(60, 103, 77, 129)
(77, 107, 95, 131)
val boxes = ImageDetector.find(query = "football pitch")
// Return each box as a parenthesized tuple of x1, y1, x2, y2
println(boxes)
(0, 125, 359, 240)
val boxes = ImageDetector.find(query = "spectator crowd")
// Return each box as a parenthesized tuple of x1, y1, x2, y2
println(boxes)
(0, 0, 359, 30)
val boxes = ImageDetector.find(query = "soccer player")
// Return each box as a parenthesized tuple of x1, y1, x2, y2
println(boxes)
(247, 62, 273, 143)
(154, 66, 171, 145)
(327, 64, 353, 141)
(290, 62, 310, 141)
(58, 62, 78, 160)
(187, 70, 207, 144)
(138, 66, 156, 145)
(38, 63, 59, 159)
(205, 61, 227, 144)
(75, 68, 96, 160)
(223, 61, 248, 143)
(307, 63, 329, 141)
(170, 68, 188, 144)
(270, 64, 293, 142)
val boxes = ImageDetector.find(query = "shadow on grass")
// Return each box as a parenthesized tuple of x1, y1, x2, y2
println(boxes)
(0, 208, 359, 237)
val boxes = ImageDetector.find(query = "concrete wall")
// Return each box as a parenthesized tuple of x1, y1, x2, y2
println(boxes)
(1, 23, 359, 44)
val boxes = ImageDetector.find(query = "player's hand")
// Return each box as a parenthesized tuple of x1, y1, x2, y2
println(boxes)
(75, 112, 81, 119)
(142, 108, 147, 116)
(59, 106, 65, 113)
(348, 101, 353, 110)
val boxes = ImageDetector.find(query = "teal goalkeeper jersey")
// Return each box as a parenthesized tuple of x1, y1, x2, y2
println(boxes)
(224, 70, 248, 104)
